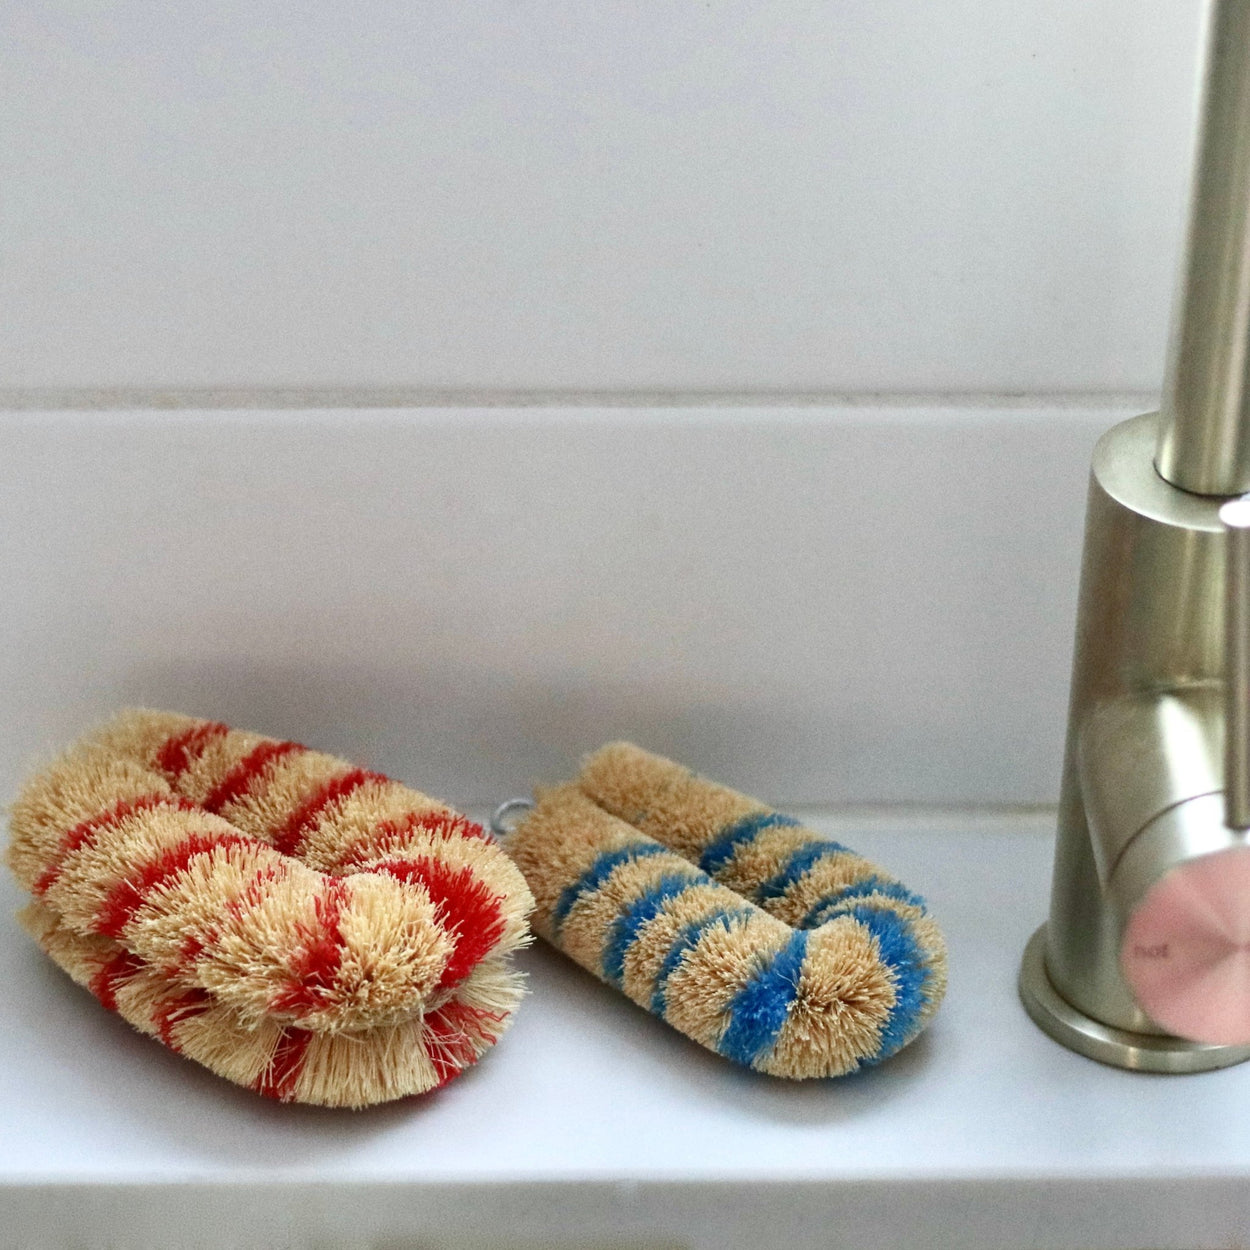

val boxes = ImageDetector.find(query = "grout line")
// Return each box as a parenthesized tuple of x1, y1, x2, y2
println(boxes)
(0, 387, 1159, 413)
(778, 802, 1057, 819)
(783, 804, 1059, 835)
(466, 803, 1058, 829)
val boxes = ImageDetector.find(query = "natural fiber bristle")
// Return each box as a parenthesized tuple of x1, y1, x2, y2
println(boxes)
(7, 710, 534, 1107)
(503, 745, 947, 1078)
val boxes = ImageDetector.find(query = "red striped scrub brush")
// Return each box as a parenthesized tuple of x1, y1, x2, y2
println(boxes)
(7, 710, 534, 1107)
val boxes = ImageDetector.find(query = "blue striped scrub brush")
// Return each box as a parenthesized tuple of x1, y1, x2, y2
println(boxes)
(501, 745, 946, 1078)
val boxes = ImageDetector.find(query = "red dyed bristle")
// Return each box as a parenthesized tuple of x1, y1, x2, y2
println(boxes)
(333, 807, 487, 871)
(425, 998, 507, 1087)
(94, 831, 253, 938)
(272, 768, 387, 856)
(254, 1030, 313, 1102)
(88, 949, 146, 1012)
(154, 721, 229, 781)
(152, 986, 212, 1048)
(265, 878, 350, 1019)
(34, 795, 196, 896)
(372, 856, 505, 990)
(201, 739, 304, 814)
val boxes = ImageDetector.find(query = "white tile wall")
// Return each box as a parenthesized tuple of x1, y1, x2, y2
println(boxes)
(0, 403, 1112, 808)
(0, 8, 1201, 806)
(1, 2, 1205, 394)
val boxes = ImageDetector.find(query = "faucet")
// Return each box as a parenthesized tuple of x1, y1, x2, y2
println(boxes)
(1019, 0, 1250, 1072)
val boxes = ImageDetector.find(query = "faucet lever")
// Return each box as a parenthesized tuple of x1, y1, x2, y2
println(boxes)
(1222, 494, 1250, 829)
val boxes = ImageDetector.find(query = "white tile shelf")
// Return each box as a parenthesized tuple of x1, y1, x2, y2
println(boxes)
(3, 813, 1249, 1250)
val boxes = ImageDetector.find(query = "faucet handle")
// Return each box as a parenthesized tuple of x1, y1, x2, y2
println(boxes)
(1221, 495, 1250, 829)
(1109, 497, 1250, 1045)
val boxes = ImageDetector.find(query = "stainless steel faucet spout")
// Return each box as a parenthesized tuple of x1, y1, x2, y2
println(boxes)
(1158, 0, 1250, 496)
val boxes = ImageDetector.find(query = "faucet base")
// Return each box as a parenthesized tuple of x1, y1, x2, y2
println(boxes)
(1018, 927, 1250, 1073)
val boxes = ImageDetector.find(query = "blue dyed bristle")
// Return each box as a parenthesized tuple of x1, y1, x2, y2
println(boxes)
(550, 842, 669, 934)
(717, 929, 811, 1067)
(801, 875, 928, 930)
(601, 872, 703, 987)
(650, 907, 753, 1016)
(845, 904, 932, 1064)
(753, 840, 850, 904)
(698, 812, 801, 875)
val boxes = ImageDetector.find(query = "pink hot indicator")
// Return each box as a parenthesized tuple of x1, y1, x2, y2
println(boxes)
(1122, 846, 1250, 1046)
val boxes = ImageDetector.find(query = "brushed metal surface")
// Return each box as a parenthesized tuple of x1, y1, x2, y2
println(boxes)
(1041, 414, 1231, 1042)
(1019, 927, 1250, 1074)
(1077, 688, 1222, 882)
(1027, 0, 1250, 1068)
(1030, 414, 1250, 1064)
(1222, 496, 1250, 827)
(1158, 0, 1250, 496)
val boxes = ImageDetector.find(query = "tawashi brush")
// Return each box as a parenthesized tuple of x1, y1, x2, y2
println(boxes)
(7, 710, 534, 1107)
(501, 744, 946, 1077)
